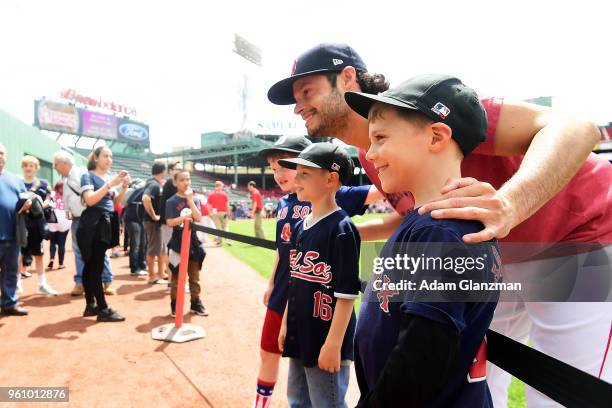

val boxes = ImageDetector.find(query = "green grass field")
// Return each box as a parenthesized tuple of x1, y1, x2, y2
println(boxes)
(224, 215, 526, 408)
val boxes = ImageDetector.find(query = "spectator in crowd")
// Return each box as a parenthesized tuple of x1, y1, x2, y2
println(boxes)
(142, 162, 168, 285)
(110, 199, 125, 258)
(53, 151, 116, 296)
(207, 180, 231, 246)
(123, 179, 148, 277)
(195, 188, 215, 244)
(165, 169, 208, 317)
(263, 201, 275, 219)
(122, 206, 129, 257)
(19, 155, 58, 296)
(0, 143, 31, 316)
(247, 181, 265, 239)
(78, 146, 128, 322)
(159, 162, 181, 286)
(47, 181, 71, 271)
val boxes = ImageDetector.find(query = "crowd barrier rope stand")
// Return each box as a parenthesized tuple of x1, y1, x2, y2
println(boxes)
(152, 219, 206, 343)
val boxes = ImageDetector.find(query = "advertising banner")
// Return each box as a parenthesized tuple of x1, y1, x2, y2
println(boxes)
(82, 110, 117, 140)
(117, 118, 149, 145)
(34, 100, 80, 134)
(34, 100, 149, 146)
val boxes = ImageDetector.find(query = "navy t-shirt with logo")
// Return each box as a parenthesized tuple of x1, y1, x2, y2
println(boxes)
(23, 178, 50, 228)
(80, 172, 114, 212)
(23, 178, 50, 202)
(268, 185, 370, 314)
(165, 194, 202, 254)
(282, 208, 362, 368)
(354, 209, 501, 407)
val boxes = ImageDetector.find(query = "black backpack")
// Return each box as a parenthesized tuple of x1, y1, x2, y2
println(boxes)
(126, 187, 146, 222)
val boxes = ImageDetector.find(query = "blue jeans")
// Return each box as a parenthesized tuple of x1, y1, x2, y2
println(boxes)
(0, 241, 19, 309)
(287, 358, 350, 408)
(71, 218, 113, 284)
(126, 221, 146, 272)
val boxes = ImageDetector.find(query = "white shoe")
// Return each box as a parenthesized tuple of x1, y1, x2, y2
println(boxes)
(38, 284, 59, 296)
(185, 285, 190, 294)
(16, 282, 24, 294)
(130, 270, 148, 277)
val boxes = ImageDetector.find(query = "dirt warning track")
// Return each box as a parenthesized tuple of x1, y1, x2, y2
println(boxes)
(0, 239, 359, 407)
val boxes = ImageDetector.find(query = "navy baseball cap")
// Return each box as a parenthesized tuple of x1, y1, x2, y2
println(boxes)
(344, 74, 487, 156)
(258, 135, 312, 158)
(278, 142, 354, 185)
(268, 43, 368, 105)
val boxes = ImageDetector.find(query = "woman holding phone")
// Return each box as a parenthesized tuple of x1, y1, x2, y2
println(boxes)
(77, 146, 130, 322)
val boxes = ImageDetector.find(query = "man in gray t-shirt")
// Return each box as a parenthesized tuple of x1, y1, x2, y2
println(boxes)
(142, 162, 168, 285)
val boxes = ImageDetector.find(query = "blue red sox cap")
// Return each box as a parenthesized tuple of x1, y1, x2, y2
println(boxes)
(278, 142, 354, 185)
(258, 135, 312, 158)
(267, 43, 368, 105)
(345, 74, 487, 156)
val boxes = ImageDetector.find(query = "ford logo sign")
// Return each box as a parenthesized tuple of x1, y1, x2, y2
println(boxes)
(119, 123, 148, 141)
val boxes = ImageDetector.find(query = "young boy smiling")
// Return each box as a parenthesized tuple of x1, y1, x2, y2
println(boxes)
(165, 170, 207, 317)
(253, 136, 379, 408)
(345, 75, 501, 407)
(276, 143, 362, 407)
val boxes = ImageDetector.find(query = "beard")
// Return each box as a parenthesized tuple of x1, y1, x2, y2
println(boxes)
(307, 88, 350, 139)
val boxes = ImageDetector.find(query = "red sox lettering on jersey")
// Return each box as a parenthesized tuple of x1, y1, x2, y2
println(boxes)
(289, 250, 332, 284)
(278, 204, 311, 242)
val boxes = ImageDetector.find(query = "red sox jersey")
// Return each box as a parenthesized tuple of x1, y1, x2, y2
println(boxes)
(355, 210, 500, 407)
(282, 208, 362, 367)
(268, 186, 370, 314)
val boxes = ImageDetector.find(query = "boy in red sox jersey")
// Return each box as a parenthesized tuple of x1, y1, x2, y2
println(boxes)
(253, 136, 379, 408)
(277, 143, 362, 407)
(346, 75, 500, 407)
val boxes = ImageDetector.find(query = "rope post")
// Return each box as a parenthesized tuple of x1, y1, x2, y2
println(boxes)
(174, 218, 192, 328)
(152, 217, 206, 343)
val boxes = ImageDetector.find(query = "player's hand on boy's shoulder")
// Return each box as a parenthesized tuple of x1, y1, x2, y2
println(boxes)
(418, 177, 516, 243)
(318, 342, 341, 373)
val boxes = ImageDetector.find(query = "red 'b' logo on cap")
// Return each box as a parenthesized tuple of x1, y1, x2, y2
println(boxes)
(291, 59, 298, 75)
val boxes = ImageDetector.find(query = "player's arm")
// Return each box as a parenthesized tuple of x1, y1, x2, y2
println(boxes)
(358, 314, 459, 407)
(356, 211, 404, 241)
(419, 100, 600, 243)
(364, 185, 384, 205)
(263, 251, 280, 306)
(318, 298, 355, 373)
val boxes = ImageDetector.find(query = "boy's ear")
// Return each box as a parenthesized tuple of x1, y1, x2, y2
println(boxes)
(428, 122, 453, 153)
(327, 170, 341, 187)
